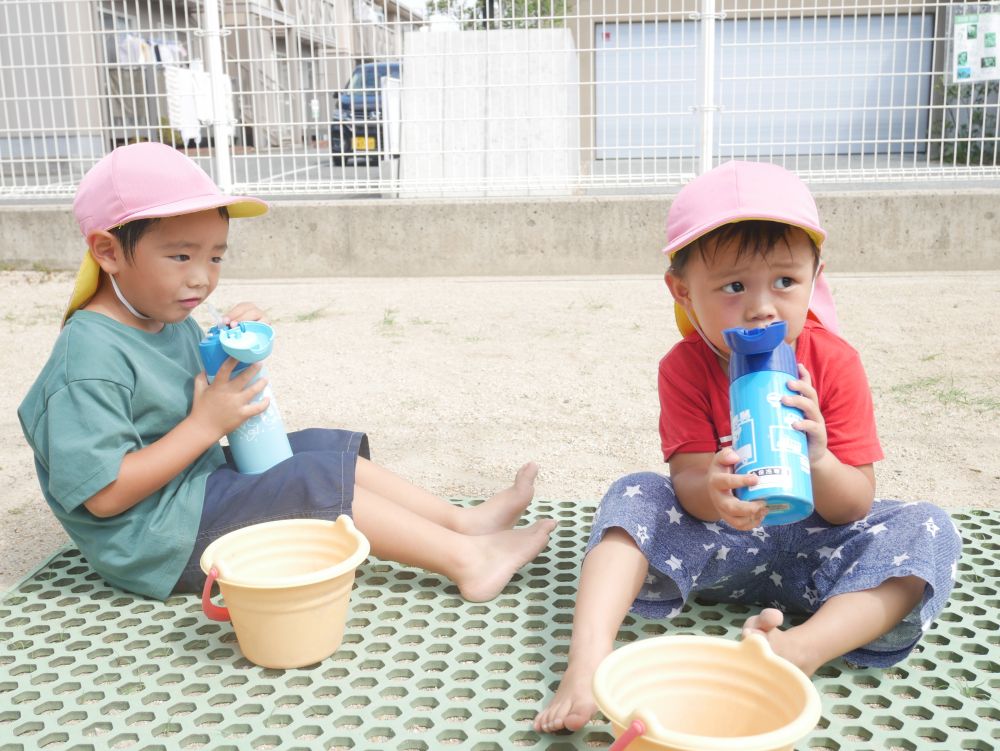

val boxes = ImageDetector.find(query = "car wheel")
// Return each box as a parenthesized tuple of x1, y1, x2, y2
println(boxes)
(331, 124, 350, 164)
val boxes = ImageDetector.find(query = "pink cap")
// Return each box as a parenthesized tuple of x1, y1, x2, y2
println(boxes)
(664, 160, 826, 258)
(64, 143, 267, 324)
(73, 142, 267, 237)
(664, 161, 839, 336)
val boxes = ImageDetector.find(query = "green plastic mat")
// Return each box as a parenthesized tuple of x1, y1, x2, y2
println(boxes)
(1, 503, 997, 751)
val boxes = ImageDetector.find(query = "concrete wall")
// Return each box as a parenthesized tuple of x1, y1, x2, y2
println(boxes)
(4, 189, 998, 276)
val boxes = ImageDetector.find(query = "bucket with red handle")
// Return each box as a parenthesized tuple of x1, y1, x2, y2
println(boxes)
(200, 516, 369, 669)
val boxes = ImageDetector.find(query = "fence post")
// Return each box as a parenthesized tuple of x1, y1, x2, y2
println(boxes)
(200, 0, 233, 191)
(697, 0, 718, 174)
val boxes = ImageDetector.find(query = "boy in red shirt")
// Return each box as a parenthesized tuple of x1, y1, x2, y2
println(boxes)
(535, 160, 961, 734)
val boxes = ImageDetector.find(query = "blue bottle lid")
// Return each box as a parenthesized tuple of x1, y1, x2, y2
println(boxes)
(723, 321, 798, 381)
(219, 322, 275, 362)
(199, 322, 275, 377)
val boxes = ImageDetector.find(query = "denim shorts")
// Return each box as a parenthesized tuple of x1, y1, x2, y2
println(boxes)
(172, 427, 370, 593)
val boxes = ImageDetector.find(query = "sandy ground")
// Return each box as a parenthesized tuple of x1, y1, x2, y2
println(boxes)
(2, 270, 998, 591)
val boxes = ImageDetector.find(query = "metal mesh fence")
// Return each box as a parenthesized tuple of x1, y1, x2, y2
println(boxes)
(2, 0, 998, 199)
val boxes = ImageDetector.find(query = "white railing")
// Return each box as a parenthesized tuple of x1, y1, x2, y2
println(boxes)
(2, 0, 998, 199)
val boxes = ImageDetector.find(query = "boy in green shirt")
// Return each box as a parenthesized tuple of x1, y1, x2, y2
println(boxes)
(20, 142, 554, 600)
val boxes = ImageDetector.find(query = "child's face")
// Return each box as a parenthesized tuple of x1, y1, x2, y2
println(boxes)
(114, 209, 229, 324)
(668, 227, 818, 356)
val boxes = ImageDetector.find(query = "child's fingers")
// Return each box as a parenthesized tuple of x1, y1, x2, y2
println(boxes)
(788, 365, 816, 398)
(710, 469, 757, 493)
(792, 418, 822, 433)
(782, 393, 821, 420)
(223, 302, 249, 323)
(192, 371, 208, 396)
(243, 375, 269, 401)
(786, 378, 818, 402)
(215, 356, 241, 381)
(718, 495, 762, 517)
(720, 499, 767, 530)
(230, 362, 263, 386)
(710, 478, 765, 529)
(710, 448, 765, 528)
(727, 516, 764, 532)
(245, 395, 270, 416)
(224, 302, 268, 325)
(713, 447, 742, 470)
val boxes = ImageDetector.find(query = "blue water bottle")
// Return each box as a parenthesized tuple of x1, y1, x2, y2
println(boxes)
(722, 321, 813, 525)
(198, 321, 293, 474)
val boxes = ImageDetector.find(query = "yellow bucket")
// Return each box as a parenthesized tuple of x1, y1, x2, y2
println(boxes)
(199, 516, 370, 669)
(593, 634, 821, 751)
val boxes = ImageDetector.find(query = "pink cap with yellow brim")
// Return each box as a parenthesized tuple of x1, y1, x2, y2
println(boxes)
(664, 160, 839, 337)
(65, 142, 268, 325)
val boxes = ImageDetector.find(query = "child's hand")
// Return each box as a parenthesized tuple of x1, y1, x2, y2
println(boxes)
(707, 448, 767, 530)
(189, 359, 269, 439)
(220, 302, 269, 328)
(784, 363, 829, 464)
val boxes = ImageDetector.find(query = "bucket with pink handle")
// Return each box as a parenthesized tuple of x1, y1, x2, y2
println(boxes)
(594, 634, 822, 751)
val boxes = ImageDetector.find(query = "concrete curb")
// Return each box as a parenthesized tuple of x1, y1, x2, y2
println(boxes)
(4, 189, 999, 276)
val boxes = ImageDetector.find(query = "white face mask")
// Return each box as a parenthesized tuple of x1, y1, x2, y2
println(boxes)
(808, 263, 821, 310)
(688, 313, 727, 361)
(109, 274, 152, 320)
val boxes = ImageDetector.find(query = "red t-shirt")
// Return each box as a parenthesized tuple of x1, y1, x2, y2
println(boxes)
(659, 320, 883, 467)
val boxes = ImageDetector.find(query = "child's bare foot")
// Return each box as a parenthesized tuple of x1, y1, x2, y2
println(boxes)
(459, 462, 538, 535)
(534, 649, 607, 733)
(742, 608, 820, 676)
(454, 517, 555, 602)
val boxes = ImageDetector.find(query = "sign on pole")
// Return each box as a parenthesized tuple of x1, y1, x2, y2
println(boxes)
(952, 6, 1000, 83)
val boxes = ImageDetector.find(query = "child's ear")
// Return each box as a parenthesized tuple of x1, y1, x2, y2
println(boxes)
(87, 231, 124, 274)
(664, 270, 692, 309)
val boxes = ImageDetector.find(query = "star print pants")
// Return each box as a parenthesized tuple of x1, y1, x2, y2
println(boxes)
(586, 472, 963, 667)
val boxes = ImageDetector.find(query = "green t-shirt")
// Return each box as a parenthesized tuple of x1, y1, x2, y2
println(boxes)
(18, 311, 226, 600)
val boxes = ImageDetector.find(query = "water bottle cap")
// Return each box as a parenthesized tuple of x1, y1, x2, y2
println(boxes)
(723, 321, 798, 380)
(219, 322, 275, 363)
(723, 321, 787, 354)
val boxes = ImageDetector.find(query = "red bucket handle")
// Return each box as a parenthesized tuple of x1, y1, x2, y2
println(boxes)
(201, 566, 231, 621)
(609, 718, 645, 750)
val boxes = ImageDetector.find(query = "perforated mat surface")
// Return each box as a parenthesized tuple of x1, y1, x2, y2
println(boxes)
(1, 504, 997, 751)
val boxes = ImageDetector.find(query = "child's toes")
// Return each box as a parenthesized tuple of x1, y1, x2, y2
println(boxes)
(516, 461, 539, 488)
(533, 705, 560, 733)
(742, 607, 784, 636)
(563, 703, 595, 732)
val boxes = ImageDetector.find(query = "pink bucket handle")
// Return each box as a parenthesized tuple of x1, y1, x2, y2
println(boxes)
(201, 567, 231, 622)
(609, 718, 646, 750)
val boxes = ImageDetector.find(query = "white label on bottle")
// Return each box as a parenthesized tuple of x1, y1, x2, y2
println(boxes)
(747, 466, 791, 489)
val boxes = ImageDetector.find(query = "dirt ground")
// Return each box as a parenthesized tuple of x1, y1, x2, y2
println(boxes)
(2, 270, 998, 590)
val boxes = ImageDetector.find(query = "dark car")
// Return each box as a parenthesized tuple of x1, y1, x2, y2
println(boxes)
(330, 61, 400, 166)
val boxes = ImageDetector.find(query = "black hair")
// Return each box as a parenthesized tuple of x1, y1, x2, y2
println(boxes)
(669, 220, 819, 276)
(110, 206, 230, 263)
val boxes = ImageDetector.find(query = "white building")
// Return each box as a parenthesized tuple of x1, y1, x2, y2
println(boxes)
(0, 0, 424, 176)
